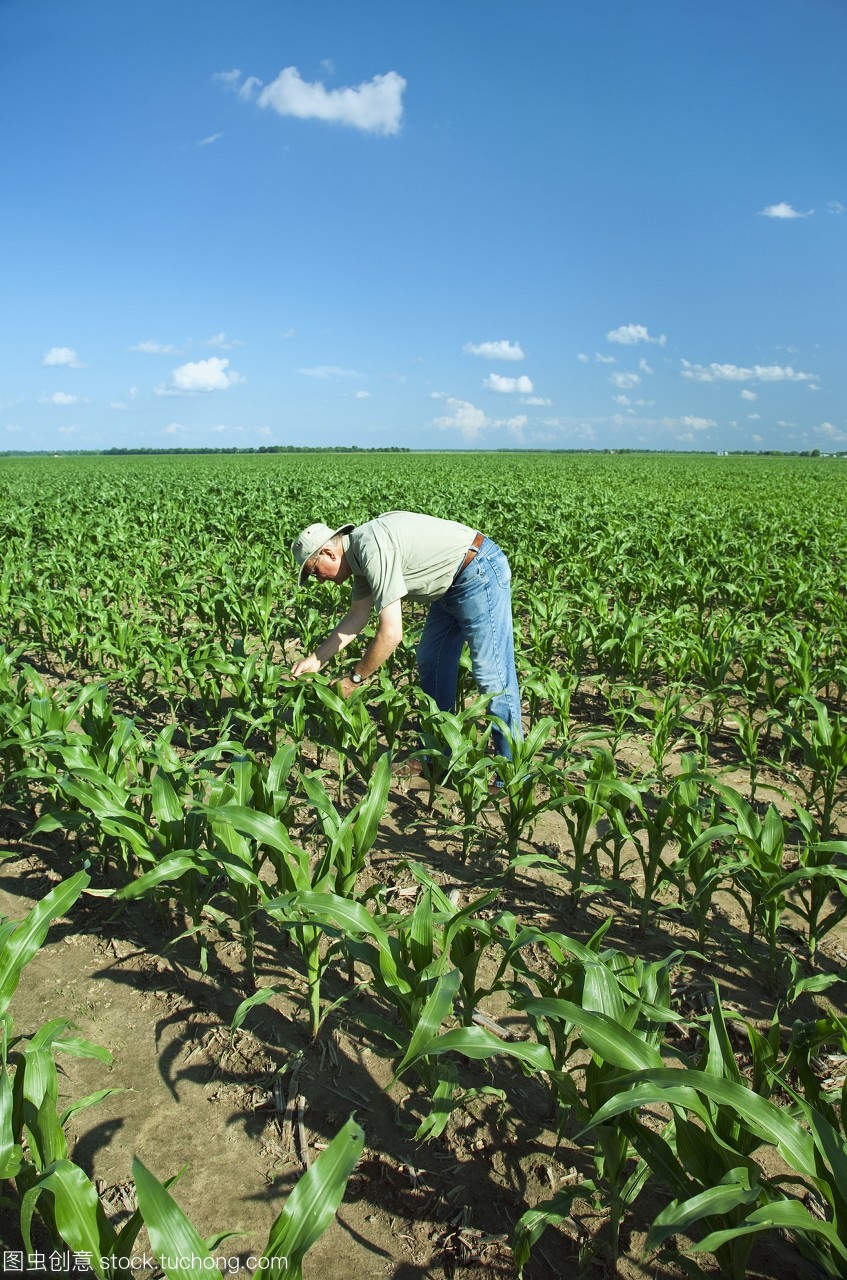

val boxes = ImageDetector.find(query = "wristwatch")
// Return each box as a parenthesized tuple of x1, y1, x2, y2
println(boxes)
(349, 670, 364, 685)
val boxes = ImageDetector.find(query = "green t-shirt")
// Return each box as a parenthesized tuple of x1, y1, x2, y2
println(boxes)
(345, 511, 478, 613)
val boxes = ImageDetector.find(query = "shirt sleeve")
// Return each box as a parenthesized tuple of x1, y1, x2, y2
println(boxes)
(354, 526, 408, 612)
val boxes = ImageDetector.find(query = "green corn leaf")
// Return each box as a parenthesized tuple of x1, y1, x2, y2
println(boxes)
(394, 968, 461, 1078)
(204, 804, 299, 858)
(230, 984, 291, 1032)
(646, 1175, 762, 1252)
(409, 887, 435, 973)
(350, 751, 392, 855)
(116, 853, 207, 899)
(132, 1156, 217, 1279)
(262, 1114, 364, 1274)
(692, 1197, 847, 1266)
(264, 891, 389, 945)
(397, 1023, 556, 1076)
(21, 1159, 116, 1276)
(0, 872, 89, 1015)
(513, 1184, 591, 1277)
(587, 1069, 817, 1176)
(522, 999, 664, 1072)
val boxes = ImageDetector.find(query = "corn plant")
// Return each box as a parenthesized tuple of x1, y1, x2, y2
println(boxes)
(779, 695, 847, 840)
(133, 1114, 364, 1280)
(514, 946, 683, 1267)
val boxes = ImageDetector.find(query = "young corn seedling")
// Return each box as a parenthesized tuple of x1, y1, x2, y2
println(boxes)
(1, 876, 141, 1279)
(775, 804, 847, 959)
(301, 750, 392, 900)
(514, 947, 684, 1268)
(132, 1114, 364, 1280)
(779, 695, 847, 841)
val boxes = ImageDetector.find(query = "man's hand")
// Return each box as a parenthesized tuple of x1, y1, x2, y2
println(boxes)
(291, 653, 322, 678)
(337, 675, 357, 700)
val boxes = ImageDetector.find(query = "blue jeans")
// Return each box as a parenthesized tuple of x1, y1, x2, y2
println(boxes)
(417, 537, 523, 759)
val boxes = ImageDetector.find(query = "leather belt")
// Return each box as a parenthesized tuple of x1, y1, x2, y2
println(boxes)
(453, 531, 484, 583)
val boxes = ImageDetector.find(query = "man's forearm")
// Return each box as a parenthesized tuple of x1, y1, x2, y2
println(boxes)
(355, 626, 401, 677)
(313, 598, 372, 666)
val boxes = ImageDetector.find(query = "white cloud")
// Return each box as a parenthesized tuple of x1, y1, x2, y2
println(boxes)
(523, 396, 552, 406)
(759, 202, 813, 219)
(206, 332, 244, 349)
(815, 421, 847, 442)
(607, 324, 667, 346)
(42, 391, 80, 405)
(752, 434, 763, 444)
(298, 365, 362, 379)
(433, 397, 489, 440)
(827, 201, 845, 216)
(463, 340, 525, 361)
(43, 346, 83, 368)
(169, 357, 242, 393)
(198, 132, 223, 146)
(5, 424, 21, 433)
(352, 390, 371, 399)
(609, 371, 641, 390)
(57, 425, 76, 435)
(679, 416, 715, 430)
(595, 353, 616, 365)
(638, 358, 654, 375)
(681, 360, 816, 384)
(131, 340, 180, 355)
(484, 373, 534, 394)
(577, 353, 589, 363)
(213, 69, 241, 87)
(612, 395, 631, 406)
(740, 389, 758, 401)
(748, 413, 761, 420)
(251, 66, 406, 136)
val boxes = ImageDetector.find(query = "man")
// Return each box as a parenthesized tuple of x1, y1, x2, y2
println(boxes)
(290, 511, 522, 759)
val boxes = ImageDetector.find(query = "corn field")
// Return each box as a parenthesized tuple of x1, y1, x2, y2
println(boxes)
(1, 450, 846, 1279)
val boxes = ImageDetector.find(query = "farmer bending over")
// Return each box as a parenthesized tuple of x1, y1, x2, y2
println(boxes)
(290, 511, 523, 759)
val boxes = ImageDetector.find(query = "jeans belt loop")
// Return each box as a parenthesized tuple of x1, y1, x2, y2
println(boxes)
(453, 531, 485, 583)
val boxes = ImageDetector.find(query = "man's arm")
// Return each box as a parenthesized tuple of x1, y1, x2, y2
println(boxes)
(335, 599, 404, 697)
(290, 594, 374, 677)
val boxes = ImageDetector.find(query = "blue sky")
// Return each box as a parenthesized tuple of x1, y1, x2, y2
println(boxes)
(3, 0, 845, 452)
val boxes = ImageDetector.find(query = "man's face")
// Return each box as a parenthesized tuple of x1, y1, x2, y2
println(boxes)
(305, 544, 349, 584)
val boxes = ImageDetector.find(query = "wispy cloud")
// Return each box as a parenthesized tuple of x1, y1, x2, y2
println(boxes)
(43, 346, 83, 368)
(221, 65, 406, 136)
(130, 340, 181, 355)
(827, 201, 845, 216)
(681, 360, 816, 384)
(297, 365, 362, 379)
(524, 396, 552, 406)
(463, 339, 524, 361)
(484, 373, 534, 394)
(205, 332, 244, 349)
(815, 421, 847, 443)
(595, 353, 616, 365)
(759, 202, 813, 219)
(607, 324, 666, 346)
(609, 371, 641, 390)
(41, 391, 80, 406)
(197, 132, 223, 147)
